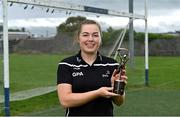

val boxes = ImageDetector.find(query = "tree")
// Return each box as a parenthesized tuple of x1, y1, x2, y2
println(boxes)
(56, 16, 86, 35)
(21, 27, 26, 32)
(8, 28, 21, 32)
(107, 26, 113, 33)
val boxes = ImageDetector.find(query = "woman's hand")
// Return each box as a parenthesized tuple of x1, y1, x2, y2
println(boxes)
(110, 67, 128, 105)
(97, 87, 118, 98)
(111, 67, 128, 87)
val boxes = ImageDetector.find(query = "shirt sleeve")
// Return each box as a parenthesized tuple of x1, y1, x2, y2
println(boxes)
(57, 63, 73, 85)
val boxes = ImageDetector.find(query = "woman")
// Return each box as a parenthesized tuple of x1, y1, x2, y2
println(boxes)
(57, 19, 127, 116)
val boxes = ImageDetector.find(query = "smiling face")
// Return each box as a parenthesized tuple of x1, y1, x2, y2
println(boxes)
(78, 23, 101, 55)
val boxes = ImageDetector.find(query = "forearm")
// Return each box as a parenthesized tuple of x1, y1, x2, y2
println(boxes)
(57, 84, 117, 108)
(58, 88, 100, 108)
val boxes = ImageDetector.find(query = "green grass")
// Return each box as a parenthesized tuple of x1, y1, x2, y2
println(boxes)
(1, 55, 180, 116)
(0, 91, 65, 116)
(149, 56, 180, 90)
(1, 53, 69, 93)
(10, 91, 65, 116)
(0, 55, 4, 112)
(115, 88, 180, 116)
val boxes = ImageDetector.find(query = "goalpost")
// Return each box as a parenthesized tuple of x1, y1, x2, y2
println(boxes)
(2, 0, 148, 116)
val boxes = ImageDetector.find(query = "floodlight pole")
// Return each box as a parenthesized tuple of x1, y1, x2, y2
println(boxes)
(145, 0, 149, 86)
(2, 0, 10, 116)
(129, 0, 134, 68)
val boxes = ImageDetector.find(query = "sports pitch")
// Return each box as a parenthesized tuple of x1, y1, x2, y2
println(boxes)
(0, 54, 180, 116)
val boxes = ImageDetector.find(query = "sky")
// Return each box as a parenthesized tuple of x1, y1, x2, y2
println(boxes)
(0, 0, 180, 36)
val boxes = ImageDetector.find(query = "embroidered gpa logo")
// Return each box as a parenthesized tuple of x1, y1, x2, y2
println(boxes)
(72, 72, 84, 77)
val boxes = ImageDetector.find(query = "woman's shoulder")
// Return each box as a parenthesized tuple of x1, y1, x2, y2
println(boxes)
(59, 55, 77, 64)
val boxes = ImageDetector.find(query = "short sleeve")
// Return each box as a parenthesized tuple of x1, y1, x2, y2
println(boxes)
(57, 63, 73, 85)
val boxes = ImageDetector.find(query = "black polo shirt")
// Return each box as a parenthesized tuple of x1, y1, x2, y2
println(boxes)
(57, 51, 119, 116)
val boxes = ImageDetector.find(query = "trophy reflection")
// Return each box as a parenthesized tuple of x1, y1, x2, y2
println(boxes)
(113, 48, 129, 95)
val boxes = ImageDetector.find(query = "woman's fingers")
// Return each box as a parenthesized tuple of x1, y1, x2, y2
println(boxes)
(103, 87, 119, 97)
(121, 69, 126, 75)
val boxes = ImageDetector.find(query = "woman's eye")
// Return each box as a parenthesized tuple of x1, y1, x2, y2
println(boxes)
(82, 34, 88, 37)
(93, 34, 99, 37)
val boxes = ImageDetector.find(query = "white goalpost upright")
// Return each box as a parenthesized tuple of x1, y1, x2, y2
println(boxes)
(144, 0, 149, 86)
(2, 0, 10, 116)
(2, 0, 148, 115)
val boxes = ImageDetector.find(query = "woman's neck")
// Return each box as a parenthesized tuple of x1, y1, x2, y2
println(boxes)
(81, 51, 97, 66)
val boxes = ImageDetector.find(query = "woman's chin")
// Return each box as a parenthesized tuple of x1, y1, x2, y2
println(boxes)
(84, 49, 97, 54)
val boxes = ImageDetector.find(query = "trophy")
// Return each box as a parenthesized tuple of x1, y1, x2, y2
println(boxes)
(113, 48, 129, 95)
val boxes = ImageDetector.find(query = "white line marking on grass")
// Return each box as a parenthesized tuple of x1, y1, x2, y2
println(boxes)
(0, 86, 56, 103)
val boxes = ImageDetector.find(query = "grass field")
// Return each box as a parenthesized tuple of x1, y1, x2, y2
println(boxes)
(0, 54, 180, 116)
(0, 53, 69, 94)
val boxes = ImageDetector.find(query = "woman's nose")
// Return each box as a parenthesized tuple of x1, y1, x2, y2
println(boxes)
(88, 35, 94, 41)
